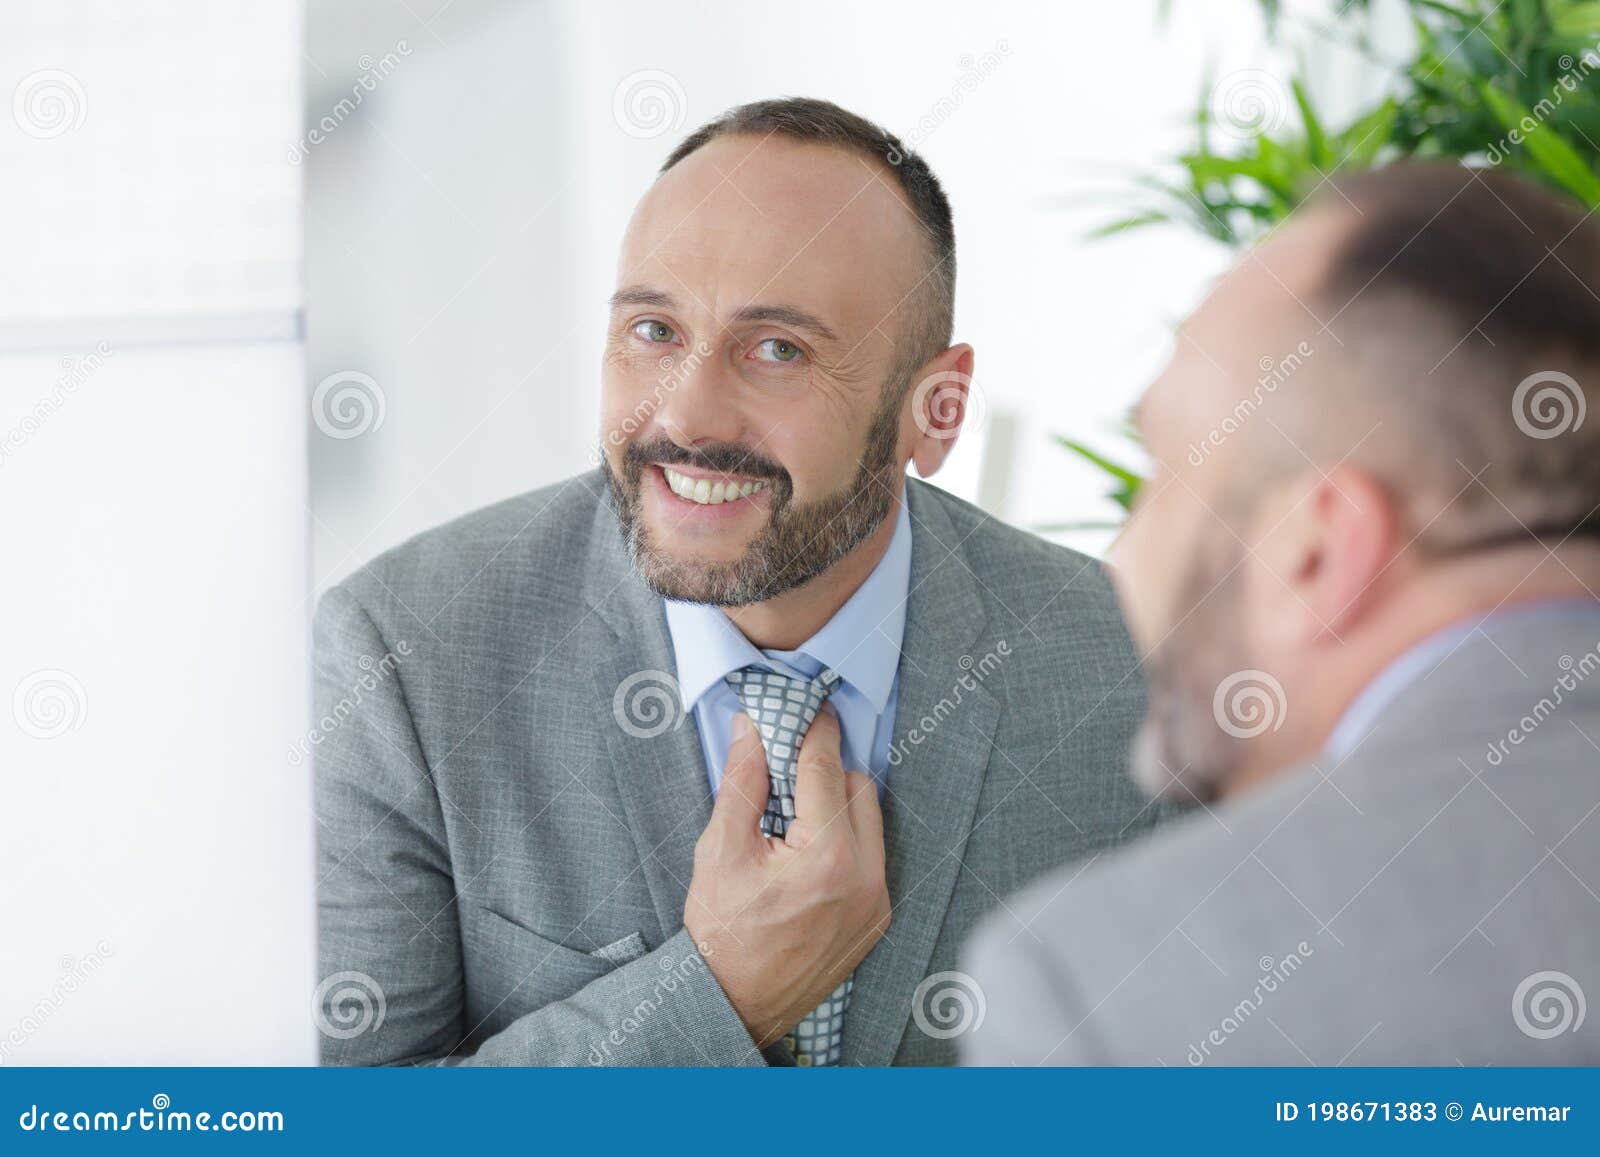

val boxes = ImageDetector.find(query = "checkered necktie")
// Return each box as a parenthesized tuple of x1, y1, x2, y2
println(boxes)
(724, 665, 852, 1065)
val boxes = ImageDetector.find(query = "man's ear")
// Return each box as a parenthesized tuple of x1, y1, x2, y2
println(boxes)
(904, 344, 976, 479)
(1254, 465, 1397, 646)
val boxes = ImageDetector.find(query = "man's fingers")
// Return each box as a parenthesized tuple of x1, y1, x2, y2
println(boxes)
(792, 705, 848, 835)
(707, 713, 770, 845)
(845, 770, 885, 860)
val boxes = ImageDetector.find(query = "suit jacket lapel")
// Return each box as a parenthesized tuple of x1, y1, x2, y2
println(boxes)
(843, 481, 1000, 1065)
(582, 495, 713, 942)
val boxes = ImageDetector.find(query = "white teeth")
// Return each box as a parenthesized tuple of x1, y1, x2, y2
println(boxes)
(661, 467, 768, 506)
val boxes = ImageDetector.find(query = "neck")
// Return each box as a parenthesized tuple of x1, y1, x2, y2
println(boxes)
(723, 492, 903, 651)
(1219, 542, 1600, 801)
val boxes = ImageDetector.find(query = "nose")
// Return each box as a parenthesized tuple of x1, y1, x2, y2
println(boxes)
(655, 349, 743, 449)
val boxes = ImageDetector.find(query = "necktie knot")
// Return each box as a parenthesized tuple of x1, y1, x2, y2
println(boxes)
(724, 665, 839, 839)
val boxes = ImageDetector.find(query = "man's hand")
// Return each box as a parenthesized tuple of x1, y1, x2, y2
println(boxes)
(684, 707, 891, 1048)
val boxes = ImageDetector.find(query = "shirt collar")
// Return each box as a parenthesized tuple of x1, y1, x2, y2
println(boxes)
(1323, 597, 1600, 762)
(663, 499, 912, 713)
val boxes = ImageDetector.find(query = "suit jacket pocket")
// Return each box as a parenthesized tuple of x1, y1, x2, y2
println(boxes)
(465, 908, 646, 1027)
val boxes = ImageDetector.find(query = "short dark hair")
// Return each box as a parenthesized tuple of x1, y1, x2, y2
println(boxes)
(1306, 162, 1600, 543)
(661, 97, 956, 384)
(1316, 164, 1600, 362)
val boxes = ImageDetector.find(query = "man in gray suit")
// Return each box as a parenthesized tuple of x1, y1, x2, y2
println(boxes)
(965, 164, 1600, 1065)
(315, 98, 1152, 1066)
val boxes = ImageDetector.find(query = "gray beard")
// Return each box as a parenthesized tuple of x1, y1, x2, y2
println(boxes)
(1127, 545, 1251, 807)
(615, 465, 896, 606)
(602, 397, 903, 606)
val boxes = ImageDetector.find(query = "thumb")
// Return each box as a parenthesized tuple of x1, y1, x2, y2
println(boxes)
(707, 713, 771, 843)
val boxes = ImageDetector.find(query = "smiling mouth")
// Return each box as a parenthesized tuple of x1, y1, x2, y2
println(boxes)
(659, 466, 770, 506)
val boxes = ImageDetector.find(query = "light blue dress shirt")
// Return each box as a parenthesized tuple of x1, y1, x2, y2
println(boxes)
(1323, 597, 1600, 762)
(663, 499, 911, 793)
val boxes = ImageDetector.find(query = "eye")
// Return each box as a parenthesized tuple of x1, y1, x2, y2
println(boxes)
(752, 337, 804, 363)
(631, 320, 678, 344)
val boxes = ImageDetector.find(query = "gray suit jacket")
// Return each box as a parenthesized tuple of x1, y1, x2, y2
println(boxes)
(964, 606, 1600, 1065)
(315, 470, 1152, 1065)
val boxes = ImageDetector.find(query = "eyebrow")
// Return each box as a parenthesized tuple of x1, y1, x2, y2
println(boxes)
(729, 304, 839, 343)
(607, 285, 840, 344)
(608, 285, 675, 309)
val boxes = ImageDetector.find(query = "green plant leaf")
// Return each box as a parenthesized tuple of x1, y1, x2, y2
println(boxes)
(1083, 211, 1175, 240)
(1293, 78, 1331, 168)
(1479, 82, 1600, 205)
(1553, 2, 1600, 37)
(1055, 437, 1143, 511)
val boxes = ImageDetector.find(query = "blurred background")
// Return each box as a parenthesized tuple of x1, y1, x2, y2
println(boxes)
(13, 0, 1599, 1061)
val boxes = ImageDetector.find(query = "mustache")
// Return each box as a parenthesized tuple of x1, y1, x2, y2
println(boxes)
(622, 435, 789, 485)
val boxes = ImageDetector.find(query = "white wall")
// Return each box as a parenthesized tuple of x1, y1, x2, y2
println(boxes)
(0, 0, 313, 1064)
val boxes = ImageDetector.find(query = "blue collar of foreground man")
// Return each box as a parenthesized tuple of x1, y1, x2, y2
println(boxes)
(1322, 596, 1600, 763)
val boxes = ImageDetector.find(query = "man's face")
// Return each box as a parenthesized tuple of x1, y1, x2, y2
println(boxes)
(599, 134, 929, 605)
(1111, 226, 1331, 804)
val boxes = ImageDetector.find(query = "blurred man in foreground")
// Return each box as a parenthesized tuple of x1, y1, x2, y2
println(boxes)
(965, 164, 1600, 1065)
